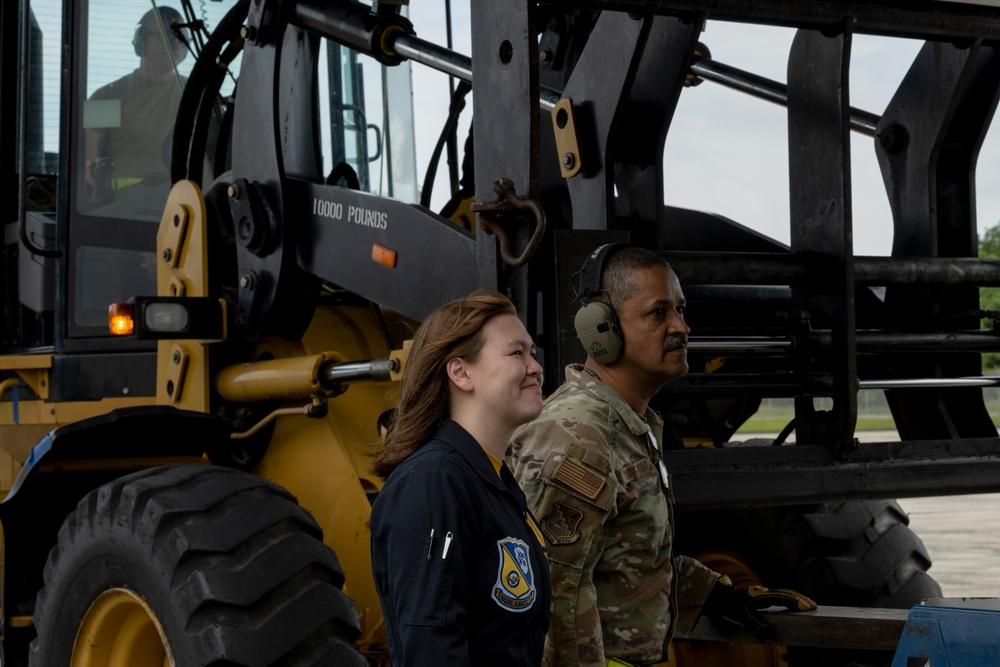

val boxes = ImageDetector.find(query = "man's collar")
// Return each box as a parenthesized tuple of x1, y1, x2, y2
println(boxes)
(564, 364, 661, 436)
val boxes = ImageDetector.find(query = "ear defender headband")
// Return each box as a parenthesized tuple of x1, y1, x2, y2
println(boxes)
(133, 8, 185, 58)
(574, 243, 626, 364)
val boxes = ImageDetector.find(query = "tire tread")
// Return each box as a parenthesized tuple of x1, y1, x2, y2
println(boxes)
(28, 464, 364, 667)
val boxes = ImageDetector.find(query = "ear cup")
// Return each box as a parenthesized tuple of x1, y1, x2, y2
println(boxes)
(574, 302, 622, 364)
(134, 7, 184, 58)
(133, 22, 145, 57)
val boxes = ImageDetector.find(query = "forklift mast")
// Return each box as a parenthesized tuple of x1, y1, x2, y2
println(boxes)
(212, 0, 1000, 506)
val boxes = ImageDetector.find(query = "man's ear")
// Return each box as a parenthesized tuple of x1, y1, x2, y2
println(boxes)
(446, 357, 474, 393)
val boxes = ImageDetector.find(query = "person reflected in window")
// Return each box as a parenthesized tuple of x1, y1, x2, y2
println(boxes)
(85, 6, 189, 204)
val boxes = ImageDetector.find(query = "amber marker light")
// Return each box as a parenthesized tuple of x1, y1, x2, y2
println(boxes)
(108, 303, 135, 336)
(372, 244, 398, 268)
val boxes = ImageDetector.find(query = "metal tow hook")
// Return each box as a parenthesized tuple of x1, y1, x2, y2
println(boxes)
(471, 179, 546, 268)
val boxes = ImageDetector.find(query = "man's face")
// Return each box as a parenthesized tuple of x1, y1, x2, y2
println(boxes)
(615, 266, 690, 389)
(141, 17, 188, 70)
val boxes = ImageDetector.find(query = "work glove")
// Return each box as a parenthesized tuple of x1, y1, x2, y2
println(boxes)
(703, 575, 816, 640)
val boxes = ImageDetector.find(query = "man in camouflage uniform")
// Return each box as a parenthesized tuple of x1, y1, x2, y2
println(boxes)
(509, 245, 812, 666)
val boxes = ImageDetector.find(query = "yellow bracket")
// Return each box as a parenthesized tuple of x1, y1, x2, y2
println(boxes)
(551, 98, 583, 179)
(0, 355, 52, 400)
(160, 206, 190, 270)
(704, 357, 725, 374)
(156, 181, 210, 411)
(389, 340, 412, 382)
(167, 277, 186, 297)
(164, 344, 190, 404)
(15, 369, 49, 399)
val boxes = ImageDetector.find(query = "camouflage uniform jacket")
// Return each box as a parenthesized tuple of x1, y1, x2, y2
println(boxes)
(508, 364, 719, 667)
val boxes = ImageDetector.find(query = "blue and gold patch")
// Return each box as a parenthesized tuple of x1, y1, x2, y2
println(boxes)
(492, 537, 536, 612)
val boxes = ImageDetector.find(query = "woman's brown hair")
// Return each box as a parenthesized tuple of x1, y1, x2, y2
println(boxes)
(374, 289, 517, 478)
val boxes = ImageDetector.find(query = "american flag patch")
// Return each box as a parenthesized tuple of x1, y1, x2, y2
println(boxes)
(552, 458, 606, 500)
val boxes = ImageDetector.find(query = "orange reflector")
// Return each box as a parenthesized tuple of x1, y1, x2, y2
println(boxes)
(372, 244, 397, 268)
(108, 303, 135, 336)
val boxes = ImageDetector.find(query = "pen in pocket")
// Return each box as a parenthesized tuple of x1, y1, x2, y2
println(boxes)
(442, 531, 453, 559)
(427, 529, 435, 560)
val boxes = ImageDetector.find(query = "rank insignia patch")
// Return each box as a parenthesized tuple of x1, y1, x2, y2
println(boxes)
(492, 537, 536, 612)
(540, 501, 584, 545)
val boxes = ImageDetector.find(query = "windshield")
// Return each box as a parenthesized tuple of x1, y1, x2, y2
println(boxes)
(42, 0, 412, 337)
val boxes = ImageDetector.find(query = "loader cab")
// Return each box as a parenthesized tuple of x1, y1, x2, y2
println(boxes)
(7, 0, 197, 358)
(69, 2, 193, 341)
(6, 0, 414, 394)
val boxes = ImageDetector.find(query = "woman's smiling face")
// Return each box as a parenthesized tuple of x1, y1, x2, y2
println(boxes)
(461, 314, 544, 431)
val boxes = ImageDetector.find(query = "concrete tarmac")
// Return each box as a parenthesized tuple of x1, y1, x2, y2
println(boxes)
(738, 429, 1000, 598)
(842, 429, 1000, 598)
(902, 493, 1000, 598)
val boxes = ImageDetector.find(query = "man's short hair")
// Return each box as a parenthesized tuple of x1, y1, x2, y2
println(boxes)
(595, 246, 673, 310)
(139, 6, 183, 29)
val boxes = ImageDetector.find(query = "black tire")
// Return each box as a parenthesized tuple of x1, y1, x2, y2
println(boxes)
(776, 500, 941, 608)
(676, 500, 941, 666)
(29, 465, 366, 666)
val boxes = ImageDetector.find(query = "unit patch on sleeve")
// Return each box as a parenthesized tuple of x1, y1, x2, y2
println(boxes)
(540, 501, 584, 545)
(492, 538, 537, 612)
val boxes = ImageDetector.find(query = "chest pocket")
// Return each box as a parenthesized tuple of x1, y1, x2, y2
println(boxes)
(614, 462, 672, 554)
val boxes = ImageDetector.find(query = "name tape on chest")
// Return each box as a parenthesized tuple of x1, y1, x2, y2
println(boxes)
(620, 458, 653, 483)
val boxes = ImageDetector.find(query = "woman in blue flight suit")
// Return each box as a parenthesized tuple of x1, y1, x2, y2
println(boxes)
(371, 289, 552, 666)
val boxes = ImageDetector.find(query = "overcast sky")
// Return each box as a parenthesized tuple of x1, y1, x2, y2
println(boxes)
(406, 4, 1000, 258)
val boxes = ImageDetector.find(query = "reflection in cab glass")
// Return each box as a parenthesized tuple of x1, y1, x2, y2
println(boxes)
(82, 6, 189, 210)
(73, 4, 198, 331)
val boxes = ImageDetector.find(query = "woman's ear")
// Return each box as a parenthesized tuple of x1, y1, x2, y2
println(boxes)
(446, 357, 474, 393)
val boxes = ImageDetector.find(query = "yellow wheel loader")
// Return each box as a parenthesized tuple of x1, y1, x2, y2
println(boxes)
(3, 0, 1000, 665)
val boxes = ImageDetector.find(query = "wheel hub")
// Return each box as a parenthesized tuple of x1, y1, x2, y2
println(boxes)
(72, 587, 174, 667)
